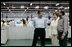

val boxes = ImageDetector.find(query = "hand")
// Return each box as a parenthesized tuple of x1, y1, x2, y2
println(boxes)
(61, 35, 64, 40)
(57, 35, 59, 39)
(49, 36, 51, 39)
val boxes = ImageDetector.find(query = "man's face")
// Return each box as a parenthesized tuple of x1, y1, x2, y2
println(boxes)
(59, 12, 62, 17)
(38, 12, 43, 18)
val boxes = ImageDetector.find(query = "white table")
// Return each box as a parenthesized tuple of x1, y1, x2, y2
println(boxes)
(1, 27, 8, 44)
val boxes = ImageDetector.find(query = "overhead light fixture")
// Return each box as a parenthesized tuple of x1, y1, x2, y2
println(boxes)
(12, 7, 15, 8)
(35, 6, 39, 9)
(27, 7, 28, 9)
(44, 6, 48, 9)
(30, 3, 32, 6)
(3, 2, 6, 5)
(7, 7, 9, 9)
(21, 5, 24, 8)
(65, 7, 69, 9)
(12, 5, 15, 8)
(60, 6, 63, 8)
(65, 7, 67, 9)
(58, 6, 63, 9)
(56, 3, 59, 6)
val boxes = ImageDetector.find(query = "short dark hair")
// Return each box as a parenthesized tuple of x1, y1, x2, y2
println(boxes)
(2, 20, 5, 23)
(38, 11, 42, 14)
(60, 11, 65, 15)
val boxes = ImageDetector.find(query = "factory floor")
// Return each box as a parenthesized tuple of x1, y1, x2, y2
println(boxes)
(1, 39, 71, 46)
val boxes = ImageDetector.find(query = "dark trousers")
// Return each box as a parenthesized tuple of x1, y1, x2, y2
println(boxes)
(58, 31, 68, 46)
(32, 28, 45, 46)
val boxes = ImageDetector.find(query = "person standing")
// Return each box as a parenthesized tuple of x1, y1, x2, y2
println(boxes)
(2, 20, 5, 27)
(49, 13, 59, 46)
(32, 11, 47, 46)
(57, 11, 68, 46)
(22, 19, 27, 27)
(47, 16, 52, 26)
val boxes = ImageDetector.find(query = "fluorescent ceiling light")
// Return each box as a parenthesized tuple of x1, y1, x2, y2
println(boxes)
(56, 3, 59, 6)
(27, 7, 28, 9)
(3, 3, 6, 5)
(44, 6, 48, 9)
(58, 6, 63, 9)
(65, 7, 69, 9)
(65, 7, 67, 9)
(21, 6, 24, 8)
(12, 7, 15, 8)
(7, 7, 9, 9)
(12, 5, 15, 8)
(60, 6, 63, 8)
(30, 3, 32, 6)
(35, 6, 39, 9)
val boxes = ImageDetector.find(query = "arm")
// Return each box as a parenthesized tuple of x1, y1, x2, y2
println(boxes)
(62, 17, 68, 36)
(45, 18, 48, 28)
(33, 18, 35, 28)
(49, 22, 52, 37)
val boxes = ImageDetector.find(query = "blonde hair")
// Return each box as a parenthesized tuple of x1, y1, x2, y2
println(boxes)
(53, 12, 59, 17)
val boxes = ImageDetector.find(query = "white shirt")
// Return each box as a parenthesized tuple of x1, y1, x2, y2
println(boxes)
(33, 17, 47, 28)
(49, 17, 59, 36)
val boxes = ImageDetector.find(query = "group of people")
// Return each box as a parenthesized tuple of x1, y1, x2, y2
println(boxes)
(1, 10, 68, 46)
(1, 20, 12, 27)
(32, 10, 68, 46)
